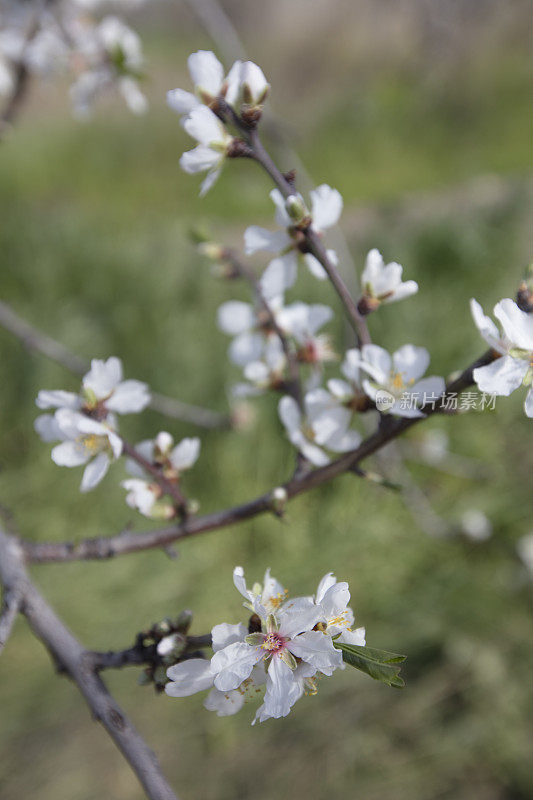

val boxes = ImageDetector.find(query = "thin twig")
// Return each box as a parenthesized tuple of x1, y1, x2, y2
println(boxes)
(121, 439, 188, 514)
(23, 351, 495, 564)
(0, 299, 231, 429)
(90, 634, 212, 672)
(0, 527, 179, 800)
(244, 125, 371, 347)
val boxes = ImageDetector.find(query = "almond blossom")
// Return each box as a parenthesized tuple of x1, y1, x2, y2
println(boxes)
(244, 186, 342, 298)
(278, 391, 361, 467)
(36, 408, 122, 492)
(179, 104, 234, 196)
(355, 344, 446, 418)
(471, 297, 533, 417)
(327, 347, 369, 411)
(35, 356, 150, 418)
(359, 248, 418, 312)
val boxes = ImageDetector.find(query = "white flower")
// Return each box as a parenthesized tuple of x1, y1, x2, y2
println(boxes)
(217, 299, 269, 367)
(121, 478, 176, 520)
(165, 622, 266, 717)
(97, 16, 143, 73)
(167, 50, 226, 115)
(245, 186, 342, 298)
(126, 431, 200, 481)
(277, 302, 336, 366)
(180, 105, 233, 196)
(278, 391, 361, 467)
(471, 298, 533, 417)
(356, 344, 445, 418)
(38, 408, 123, 492)
(233, 338, 287, 397)
(360, 249, 418, 309)
(36, 356, 150, 417)
(210, 608, 341, 721)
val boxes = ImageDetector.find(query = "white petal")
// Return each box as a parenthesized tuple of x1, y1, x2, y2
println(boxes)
(494, 297, 533, 351)
(83, 357, 123, 399)
(51, 440, 88, 467)
(106, 380, 150, 413)
(34, 413, 63, 442)
(232, 566, 250, 602)
(288, 631, 343, 675)
(259, 253, 298, 299)
(211, 642, 263, 692)
(228, 332, 264, 367)
(338, 627, 366, 646)
(411, 376, 446, 406)
(316, 573, 337, 604)
(341, 348, 363, 384)
(239, 61, 269, 104)
(310, 184, 343, 231)
(211, 622, 248, 653)
(278, 395, 301, 434)
(387, 280, 418, 303)
(217, 301, 255, 335)
(36, 390, 80, 410)
(170, 437, 200, 471)
(166, 88, 198, 115)
(393, 345, 430, 383)
(278, 606, 322, 638)
(360, 344, 391, 383)
(361, 248, 385, 290)
(188, 50, 224, 96)
(270, 188, 292, 227)
(262, 656, 300, 719)
(199, 168, 221, 197)
(182, 105, 226, 146)
(180, 145, 220, 174)
(525, 387, 533, 418)
(470, 298, 504, 352)
(473, 355, 528, 396)
(304, 253, 328, 280)
(320, 582, 350, 621)
(165, 659, 213, 696)
(244, 225, 289, 255)
(80, 452, 110, 492)
(327, 378, 354, 400)
(203, 687, 245, 716)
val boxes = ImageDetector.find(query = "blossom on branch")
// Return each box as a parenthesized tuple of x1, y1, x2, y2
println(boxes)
(244, 186, 342, 298)
(359, 248, 418, 313)
(165, 567, 376, 724)
(355, 344, 445, 418)
(279, 391, 361, 466)
(471, 297, 533, 417)
(34, 356, 150, 491)
(179, 105, 234, 196)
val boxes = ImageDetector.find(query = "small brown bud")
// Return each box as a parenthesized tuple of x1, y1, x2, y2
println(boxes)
(516, 281, 533, 313)
(226, 138, 254, 159)
(248, 614, 262, 634)
(357, 295, 380, 316)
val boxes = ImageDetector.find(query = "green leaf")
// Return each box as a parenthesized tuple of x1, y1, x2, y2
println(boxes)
(334, 642, 406, 688)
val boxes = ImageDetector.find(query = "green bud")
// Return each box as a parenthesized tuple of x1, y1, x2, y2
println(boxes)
(153, 618, 172, 636)
(285, 194, 309, 224)
(270, 486, 288, 515)
(198, 242, 225, 261)
(137, 670, 152, 686)
(153, 666, 168, 686)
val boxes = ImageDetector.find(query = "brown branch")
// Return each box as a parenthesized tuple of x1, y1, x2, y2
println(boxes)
(245, 126, 372, 347)
(0, 299, 231, 430)
(90, 634, 212, 672)
(23, 351, 496, 564)
(0, 586, 21, 655)
(0, 527, 179, 800)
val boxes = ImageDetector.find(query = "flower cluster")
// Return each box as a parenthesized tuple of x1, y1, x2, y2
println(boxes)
(471, 297, 533, 417)
(35, 356, 150, 491)
(167, 50, 269, 195)
(165, 567, 365, 723)
(0, 0, 147, 118)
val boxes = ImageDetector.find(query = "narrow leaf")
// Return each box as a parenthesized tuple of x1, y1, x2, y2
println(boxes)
(335, 642, 406, 688)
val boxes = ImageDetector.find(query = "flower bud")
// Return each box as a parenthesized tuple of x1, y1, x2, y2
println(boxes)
(157, 633, 187, 662)
(270, 486, 288, 516)
(153, 618, 172, 636)
(198, 242, 226, 261)
(285, 194, 309, 225)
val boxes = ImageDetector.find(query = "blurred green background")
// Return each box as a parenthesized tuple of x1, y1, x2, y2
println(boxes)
(1, 1, 533, 798)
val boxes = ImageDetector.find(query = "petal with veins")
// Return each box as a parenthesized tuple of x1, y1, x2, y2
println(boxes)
(166, 659, 213, 696)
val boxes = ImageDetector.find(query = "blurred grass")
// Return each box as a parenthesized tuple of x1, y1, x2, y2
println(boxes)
(1, 14, 533, 800)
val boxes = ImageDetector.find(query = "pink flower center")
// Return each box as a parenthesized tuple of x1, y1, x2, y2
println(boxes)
(261, 632, 287, 653)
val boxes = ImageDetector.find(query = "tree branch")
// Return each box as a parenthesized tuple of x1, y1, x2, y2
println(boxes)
(0, 586, 21, 655)
(0, 299, 231, 430)
(23, 351, 495, 564)
(0, 527, 179, 800)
